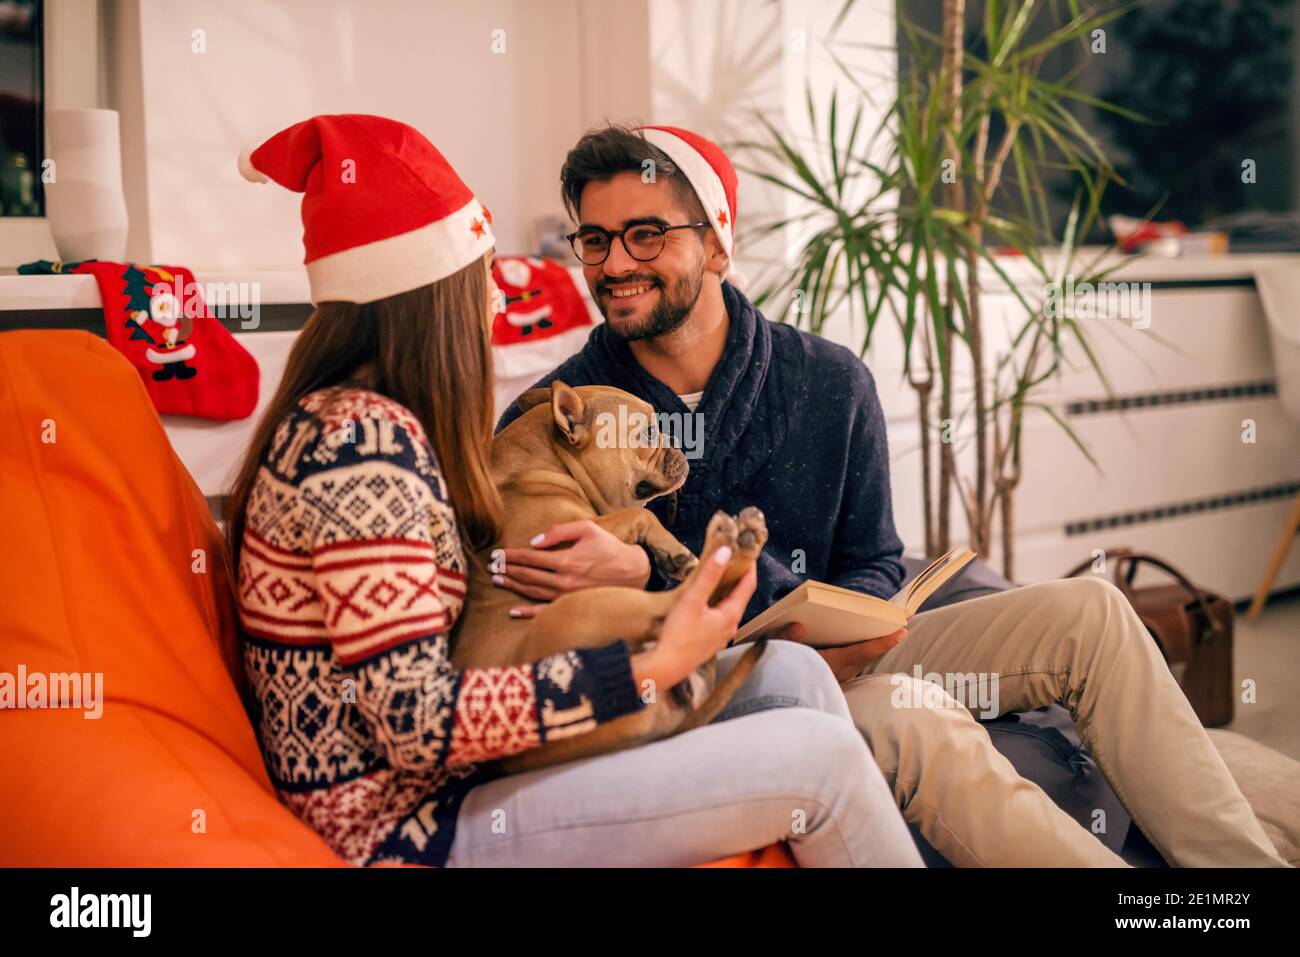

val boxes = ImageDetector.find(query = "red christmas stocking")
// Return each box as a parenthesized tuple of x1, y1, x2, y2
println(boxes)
(70, 261, 260, 421)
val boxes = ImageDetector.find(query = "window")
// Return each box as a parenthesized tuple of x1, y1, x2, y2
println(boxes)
(0, 0, 43, 218)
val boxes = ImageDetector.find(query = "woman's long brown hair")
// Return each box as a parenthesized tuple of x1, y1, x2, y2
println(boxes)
(221, 257, 502, 686)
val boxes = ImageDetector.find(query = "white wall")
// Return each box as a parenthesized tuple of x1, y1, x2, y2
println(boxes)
(646, 0, 895, 281)
(647, 0, 786, 274)
(112, 0, 652, 270)
(102, 0, 889, 274)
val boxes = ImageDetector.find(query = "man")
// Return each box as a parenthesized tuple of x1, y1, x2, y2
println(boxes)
(495, 124, 1287, 867)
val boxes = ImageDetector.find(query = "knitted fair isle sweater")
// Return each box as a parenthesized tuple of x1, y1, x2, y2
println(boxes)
(237, 387, 644, 866)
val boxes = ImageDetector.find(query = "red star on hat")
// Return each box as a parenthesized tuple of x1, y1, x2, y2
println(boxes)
(470, 217, 487, 239)
(717, 208, 729, 228)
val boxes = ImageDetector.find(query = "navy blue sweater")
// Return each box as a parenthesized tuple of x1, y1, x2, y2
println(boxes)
(496, 281, 906, 623)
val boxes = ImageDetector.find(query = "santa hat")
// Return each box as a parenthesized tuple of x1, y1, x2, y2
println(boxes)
(238, 114, 494, 304)
(636, 125, 738, 266)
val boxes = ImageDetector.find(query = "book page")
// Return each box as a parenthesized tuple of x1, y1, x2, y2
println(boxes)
(891, 548, 976, 614)
(890, 549, 952, 607)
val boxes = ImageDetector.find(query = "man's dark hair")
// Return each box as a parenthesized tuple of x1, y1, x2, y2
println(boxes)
(560, 125, 707, 223)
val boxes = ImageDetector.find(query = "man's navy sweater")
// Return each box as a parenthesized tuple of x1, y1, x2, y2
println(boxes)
(496, 281, 907, 624)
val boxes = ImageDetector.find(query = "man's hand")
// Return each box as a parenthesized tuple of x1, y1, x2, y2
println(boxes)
(769, 622, 907, 683)
(496, 520, 651, 610)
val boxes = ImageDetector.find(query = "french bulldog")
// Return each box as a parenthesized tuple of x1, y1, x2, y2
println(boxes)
(451, 381, 768, 774)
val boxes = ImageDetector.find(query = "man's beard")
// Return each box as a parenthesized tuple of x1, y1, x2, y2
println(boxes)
(596, 267, 704, 342)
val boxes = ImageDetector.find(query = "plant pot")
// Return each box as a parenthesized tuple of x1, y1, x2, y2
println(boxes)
(44, 108, 129, 262)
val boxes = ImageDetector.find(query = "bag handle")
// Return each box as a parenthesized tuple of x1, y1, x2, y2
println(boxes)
(1118, 551, 1223, 642)
(1062, 546, 1135, 584)
(1064, 546, 1222, 642)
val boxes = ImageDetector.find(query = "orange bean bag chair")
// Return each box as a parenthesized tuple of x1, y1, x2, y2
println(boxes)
(0, 330, 792, 868)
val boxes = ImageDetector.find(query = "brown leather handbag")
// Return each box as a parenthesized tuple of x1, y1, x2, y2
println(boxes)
(1064, 547, 1235, 727)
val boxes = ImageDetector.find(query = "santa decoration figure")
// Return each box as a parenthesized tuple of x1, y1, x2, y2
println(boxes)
(140, 282, 198, 380)
(489, 255, 599, 417)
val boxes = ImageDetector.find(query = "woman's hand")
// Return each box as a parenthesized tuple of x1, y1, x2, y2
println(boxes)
(497, 520, 651, 613)
(769, 622, 906, 683)
(632, 547, 757, 692)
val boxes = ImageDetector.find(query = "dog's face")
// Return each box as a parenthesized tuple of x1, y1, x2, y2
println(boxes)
(516, 381, 688, 510)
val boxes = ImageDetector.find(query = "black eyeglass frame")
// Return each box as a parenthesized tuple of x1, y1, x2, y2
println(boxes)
(565, 221, 711, 265)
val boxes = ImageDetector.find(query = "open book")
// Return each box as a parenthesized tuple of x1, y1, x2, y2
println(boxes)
(735, 547, 976, 648)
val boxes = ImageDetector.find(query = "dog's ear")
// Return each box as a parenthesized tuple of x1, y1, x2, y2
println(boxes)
(551, 381, 590, 446)
(515, 388, 552, 415)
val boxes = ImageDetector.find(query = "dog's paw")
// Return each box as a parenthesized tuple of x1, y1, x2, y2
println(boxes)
(735, 506, 768, 556)
(701, 510, 739, 561)
(656, 550, 698, 581)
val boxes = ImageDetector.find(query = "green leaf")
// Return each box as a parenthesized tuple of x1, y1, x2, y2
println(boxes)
(1028, 401, 1102, 472)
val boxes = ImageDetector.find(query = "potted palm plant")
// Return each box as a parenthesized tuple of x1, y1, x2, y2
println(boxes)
(740, 0, 1144, 579)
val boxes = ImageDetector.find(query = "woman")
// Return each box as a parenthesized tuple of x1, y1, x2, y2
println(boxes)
(226, 114, 921, 867)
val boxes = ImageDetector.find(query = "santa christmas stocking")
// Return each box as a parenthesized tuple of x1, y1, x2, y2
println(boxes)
(18, 259, 259, 421)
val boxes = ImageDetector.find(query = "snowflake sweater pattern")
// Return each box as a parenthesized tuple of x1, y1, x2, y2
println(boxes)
(237, 388, 643, 865)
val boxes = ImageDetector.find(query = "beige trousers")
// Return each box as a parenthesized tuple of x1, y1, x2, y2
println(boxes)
(841, 576, 1287, 867)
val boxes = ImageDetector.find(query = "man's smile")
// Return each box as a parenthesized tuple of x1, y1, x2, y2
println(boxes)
(601, 280, 660, 305)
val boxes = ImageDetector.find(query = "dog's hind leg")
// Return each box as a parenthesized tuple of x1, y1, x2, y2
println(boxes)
(677, 507, 768, 605)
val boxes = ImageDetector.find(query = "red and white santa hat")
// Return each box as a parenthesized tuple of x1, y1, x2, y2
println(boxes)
(238, 114, 494, 304)
(635, 125, 738, 267)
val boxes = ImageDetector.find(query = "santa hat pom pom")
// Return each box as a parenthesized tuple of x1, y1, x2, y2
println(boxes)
(238, 147, 270, 184)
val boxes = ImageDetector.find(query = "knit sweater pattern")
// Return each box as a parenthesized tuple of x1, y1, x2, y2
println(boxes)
(236, 387, 642, 866)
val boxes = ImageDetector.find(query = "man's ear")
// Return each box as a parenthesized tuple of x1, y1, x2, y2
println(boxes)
(515, 388, 551, 415)
(551, 380, 590, 446)
(701, 227, 731, 279)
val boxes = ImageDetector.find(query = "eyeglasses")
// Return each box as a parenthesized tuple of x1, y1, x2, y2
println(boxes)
(566, 222, 710, 266)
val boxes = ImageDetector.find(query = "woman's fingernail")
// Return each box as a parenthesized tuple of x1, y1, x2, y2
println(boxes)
(712, 546, 733, 565)
(492, 575, 505, 585)
(530, 533, 545, 545)
(509, 609, 523, 618)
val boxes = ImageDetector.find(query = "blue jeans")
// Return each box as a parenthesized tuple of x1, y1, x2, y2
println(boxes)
(445, 640, 922, 867)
